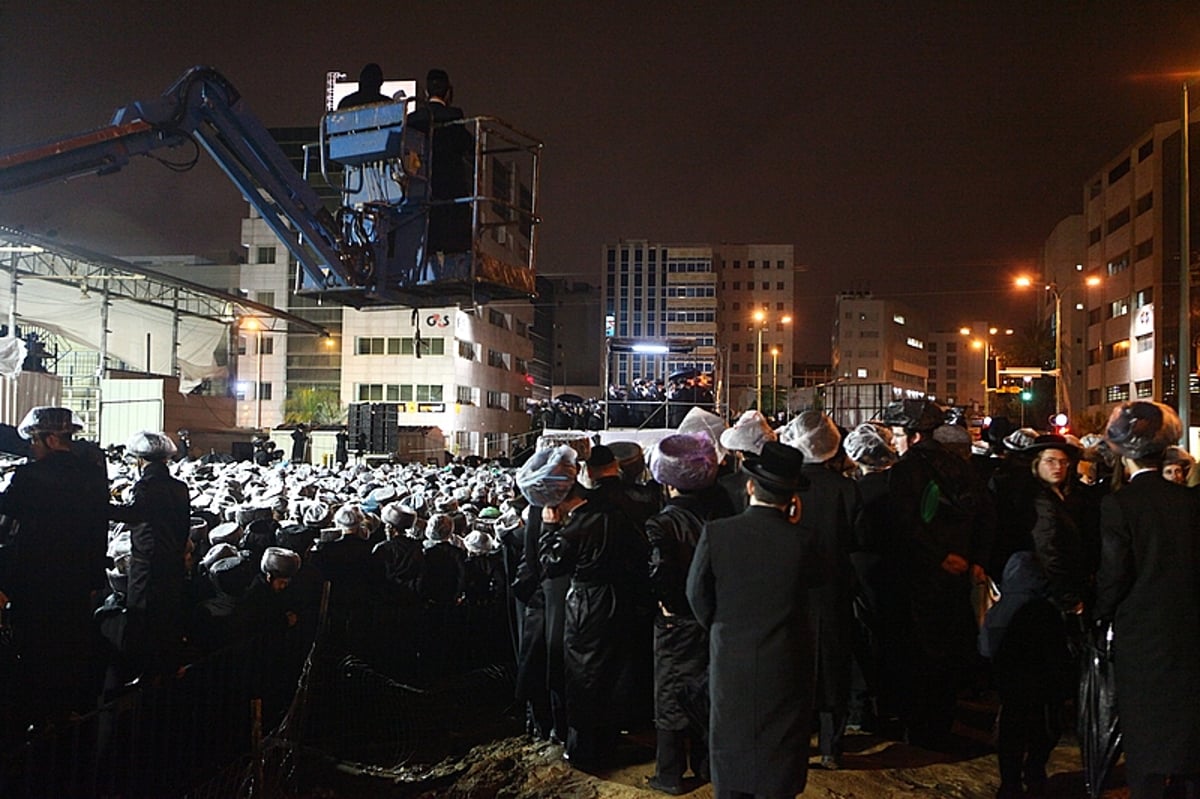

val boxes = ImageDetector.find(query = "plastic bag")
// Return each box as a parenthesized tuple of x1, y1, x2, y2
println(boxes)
(1078, 622, 1122, 799)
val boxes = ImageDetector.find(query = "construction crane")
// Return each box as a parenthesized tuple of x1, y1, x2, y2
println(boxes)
(0, 66, 541, 309)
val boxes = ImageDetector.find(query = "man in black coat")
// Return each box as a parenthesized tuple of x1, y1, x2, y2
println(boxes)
(0, 407, 108, 733)
(337, 62, 390, 110)
(540, 445, 652, 770)
(290, 425, 309, 464)
(406, 68, 475, 253)
(686, 441, 823, 799)
(644, 432, 731, 794)
(782, 411, 862, 769)
(1096, 401, 1200, 799)
(881, 399, 992, 751)
(110, 431, 192, 678)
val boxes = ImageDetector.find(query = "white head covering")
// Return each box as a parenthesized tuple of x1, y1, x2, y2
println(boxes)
(126, 431, 178, 461)
(778, 411, 841, 463)
(719, 410, 776, 456)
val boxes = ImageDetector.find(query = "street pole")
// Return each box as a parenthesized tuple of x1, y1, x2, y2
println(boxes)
(1181, 80, 1192, 445)
(1053, 285, 1063, 417)
(771, 348, 779, 420)
(256, 329, 263, 430)
(755, 324, 764, 412)
(983, 338, 990, 418)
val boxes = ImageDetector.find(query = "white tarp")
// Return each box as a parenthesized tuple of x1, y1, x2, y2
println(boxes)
(0, 278, 225, 392)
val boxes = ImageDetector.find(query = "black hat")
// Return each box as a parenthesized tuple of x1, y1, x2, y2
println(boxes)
(983, 416, 1015, 445)
(741, 441, 810, 491)
(1024, 434, 1080, 458)
(881, 399, 945, 433)
(585, 445, 616, 468)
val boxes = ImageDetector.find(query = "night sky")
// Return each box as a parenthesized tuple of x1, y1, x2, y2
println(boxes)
(2, 2, 1199, 361)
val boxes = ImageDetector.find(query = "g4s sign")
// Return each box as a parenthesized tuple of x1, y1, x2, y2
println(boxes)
(425, 313, 451, 328)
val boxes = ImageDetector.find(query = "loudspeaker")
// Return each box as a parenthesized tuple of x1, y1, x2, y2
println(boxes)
(347, 403, 401, 453)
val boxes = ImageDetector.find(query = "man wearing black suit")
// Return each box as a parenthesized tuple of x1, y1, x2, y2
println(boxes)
(1096, 401, 1200, 799)
(406, 69, 475, 253)
(686, 441, 823, 799)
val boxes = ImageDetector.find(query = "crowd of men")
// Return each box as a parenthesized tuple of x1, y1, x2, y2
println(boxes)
(528, 375, 718, 434)
(512, 400, 1199, 799)
(0, 397, 1195, 799)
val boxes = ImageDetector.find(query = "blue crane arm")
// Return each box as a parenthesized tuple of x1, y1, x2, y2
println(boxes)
(0, 66, 363, 292)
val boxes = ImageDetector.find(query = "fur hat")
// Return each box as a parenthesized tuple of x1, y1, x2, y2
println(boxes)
(1105, 401, 1182, 460)
(678, 406, 728, 461)
(126, 431, 178, 461)
(235, 504, 275, 527)
(382, 502, 415, 531)
(719, 410, 777, 456)
(649, 432, 718, 491)
(18, 406, 82, 439)
(1163, 445, 1195, 468)
(516, 445, 579, 507)
(464, 530, 498, 555)
(932, 424, 972, 447)
(208, 521, 243, 546)
(843, 423, 897, 471)
(333, 503, 366, 535)
(425, 512, 454, 542)
(302, 501, 331, 528)
(779, 411, 841, 463)
(260, 546, 302, 579)
(607, 441, 646, 481)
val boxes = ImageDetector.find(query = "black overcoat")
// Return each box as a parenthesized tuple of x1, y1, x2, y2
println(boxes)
(799, 462, 860, 710)
(110, 460, 191, 673)
(647, 494, 716, 731)
(1095, 470, 1200, 775)
(686, 505, 822, 798)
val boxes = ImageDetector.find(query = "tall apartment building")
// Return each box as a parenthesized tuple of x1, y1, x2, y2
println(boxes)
(714, 244, 797, 412)
(1079, 112, 1195, 422)
(831, 293, 928, 396)
(1038, 216, 1090, 418)
(601, 241, 718, 389)
(600, 240, 799, 414)
(925, 321, 1001, 413)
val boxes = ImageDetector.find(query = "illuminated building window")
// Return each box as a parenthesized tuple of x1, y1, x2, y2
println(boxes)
(1106, 339, 1130, 360)
(1105, 383, 1130, 403)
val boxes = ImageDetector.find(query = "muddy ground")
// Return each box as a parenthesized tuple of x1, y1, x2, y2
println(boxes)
(311, 713, 1129, 799)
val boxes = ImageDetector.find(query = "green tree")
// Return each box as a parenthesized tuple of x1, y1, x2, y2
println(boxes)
(284, 388, 344, 426)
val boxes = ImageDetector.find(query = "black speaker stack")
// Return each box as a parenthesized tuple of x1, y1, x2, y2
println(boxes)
(347, 402, 400, 453)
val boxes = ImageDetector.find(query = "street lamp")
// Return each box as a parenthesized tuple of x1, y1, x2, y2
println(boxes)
(753, 310, 791, 413)
(960, 326, 1013, 418)
(1015, 276, 1064, 417)
(1180, 78, 1193, 444)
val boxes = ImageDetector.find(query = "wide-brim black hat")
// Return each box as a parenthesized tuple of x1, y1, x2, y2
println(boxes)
(741, 441, 810, 491)
(1023, 434, 1081, 458)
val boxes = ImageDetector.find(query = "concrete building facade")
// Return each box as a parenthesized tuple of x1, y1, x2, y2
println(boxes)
(714, 243, 797, 412)
(832, 293, 928, 397)
(1077, 112, 1194, 425)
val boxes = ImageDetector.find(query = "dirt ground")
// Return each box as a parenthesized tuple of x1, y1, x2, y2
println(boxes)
(398, 726, 1131, 799)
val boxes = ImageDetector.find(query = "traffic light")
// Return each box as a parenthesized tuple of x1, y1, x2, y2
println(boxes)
(985, 356, 998, 390)
(1050, 412, 1069, 435)
(1020, 388, 1033, 402)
